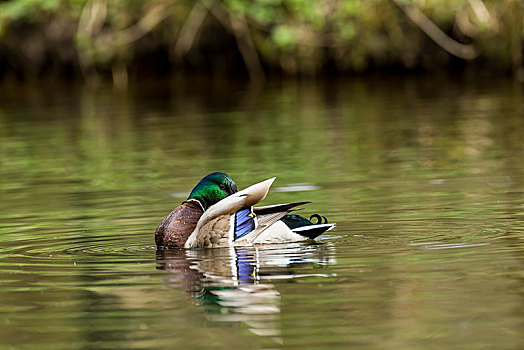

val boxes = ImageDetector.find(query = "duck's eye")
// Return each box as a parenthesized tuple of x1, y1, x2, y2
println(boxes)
(219, 184, 226, 190)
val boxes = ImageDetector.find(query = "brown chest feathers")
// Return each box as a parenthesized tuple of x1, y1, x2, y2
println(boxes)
(155, 201, 204, 248)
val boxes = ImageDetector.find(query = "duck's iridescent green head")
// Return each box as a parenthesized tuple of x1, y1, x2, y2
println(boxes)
(188, 172, 238, 210)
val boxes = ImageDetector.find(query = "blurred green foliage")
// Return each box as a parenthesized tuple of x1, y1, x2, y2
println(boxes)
(0, 0, 522, 82)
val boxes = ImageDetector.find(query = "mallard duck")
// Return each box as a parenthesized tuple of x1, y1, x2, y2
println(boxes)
(155, 172, 335, 248)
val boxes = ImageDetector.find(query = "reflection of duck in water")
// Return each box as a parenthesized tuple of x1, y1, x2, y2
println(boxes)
(155, 172, 336, 248)
(156, 243, 336, 339)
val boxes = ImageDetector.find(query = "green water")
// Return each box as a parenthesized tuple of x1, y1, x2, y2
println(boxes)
(0, 76, 523, 349)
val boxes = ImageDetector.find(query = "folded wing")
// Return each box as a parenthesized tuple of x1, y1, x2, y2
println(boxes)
(185, 178, 276, 248)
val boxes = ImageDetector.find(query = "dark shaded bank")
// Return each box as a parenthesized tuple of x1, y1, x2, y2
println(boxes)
(0, 0, 522, 84)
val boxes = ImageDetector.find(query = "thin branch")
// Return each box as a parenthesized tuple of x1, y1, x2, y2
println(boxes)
(78, 0, 106, 37)
(77, 0, 107, 83)
(229, 16, 265, 82)
(393, 0, 479, 60)
(468, 0, 498, 31)
(172, 1, 208, 60)
(207, 2, 265, 82)
(95, 2, 173, 48)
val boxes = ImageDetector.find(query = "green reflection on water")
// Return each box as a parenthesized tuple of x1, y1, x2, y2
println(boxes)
(0, 76, 523, 349)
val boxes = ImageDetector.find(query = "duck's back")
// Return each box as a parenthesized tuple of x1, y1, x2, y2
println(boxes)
(155, 201, 204, 248)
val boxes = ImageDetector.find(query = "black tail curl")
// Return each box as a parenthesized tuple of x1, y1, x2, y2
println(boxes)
(309, 214, 328, 224)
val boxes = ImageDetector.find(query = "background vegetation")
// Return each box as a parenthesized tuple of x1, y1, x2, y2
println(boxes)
(0, 0, 522, 84)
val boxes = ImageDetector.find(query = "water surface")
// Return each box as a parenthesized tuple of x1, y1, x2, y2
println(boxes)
(0, 76, 523, 349)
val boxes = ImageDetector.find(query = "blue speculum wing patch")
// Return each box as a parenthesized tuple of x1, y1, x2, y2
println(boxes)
(234, 207, 255, 240)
